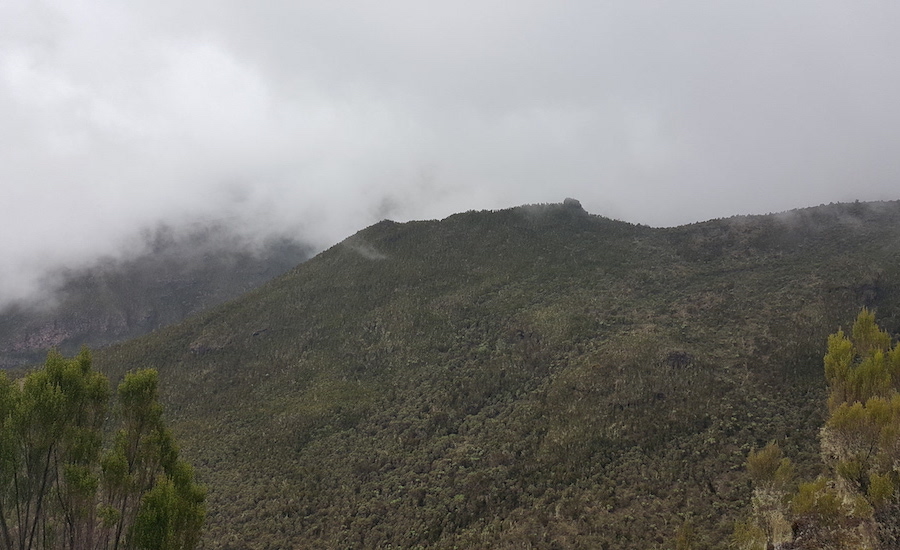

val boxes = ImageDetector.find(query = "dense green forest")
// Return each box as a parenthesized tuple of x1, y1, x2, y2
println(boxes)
(64, 200, 900, 548)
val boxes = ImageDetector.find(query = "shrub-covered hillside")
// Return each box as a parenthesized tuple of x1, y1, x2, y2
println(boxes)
(0, 224, 311, 368)
(93, 200, 900, 549)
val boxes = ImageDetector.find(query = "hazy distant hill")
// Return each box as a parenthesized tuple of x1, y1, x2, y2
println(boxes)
(0, 223, 312, 368)
(90, 200, 900, 549)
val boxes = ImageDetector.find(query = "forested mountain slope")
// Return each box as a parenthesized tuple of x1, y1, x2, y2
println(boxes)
(0, 224, 311, 368)
(93, 200, 900, 549)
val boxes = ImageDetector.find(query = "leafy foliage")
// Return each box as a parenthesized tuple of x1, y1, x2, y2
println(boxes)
(739, 308, 900, 549)
(819, 310, 900, 548)
(0, 350, 204, 550)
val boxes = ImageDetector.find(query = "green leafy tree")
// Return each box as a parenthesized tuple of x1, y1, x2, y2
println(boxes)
(788, 478, 873, 549)
(0, 349, 204, 550)
(733, 442, 795, 549)
(818, 309, 900, 548)
(736, 309, 900, 549)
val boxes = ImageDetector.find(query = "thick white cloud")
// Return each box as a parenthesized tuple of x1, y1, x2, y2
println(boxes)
(2, 1, 900, 304)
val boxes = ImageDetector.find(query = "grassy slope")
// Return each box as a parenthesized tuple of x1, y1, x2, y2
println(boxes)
(94, 200, 900, 549)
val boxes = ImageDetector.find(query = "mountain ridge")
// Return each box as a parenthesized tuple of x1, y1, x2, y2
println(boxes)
(78, 199, 900, 548)
(0, 223, 313, 368)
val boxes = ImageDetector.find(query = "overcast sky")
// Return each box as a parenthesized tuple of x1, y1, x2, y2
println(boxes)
(2, 1, 900, 305)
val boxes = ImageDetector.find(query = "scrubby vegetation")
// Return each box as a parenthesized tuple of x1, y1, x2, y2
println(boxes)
(86, 200, 900, 548)
(737, 309, 900, 549)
